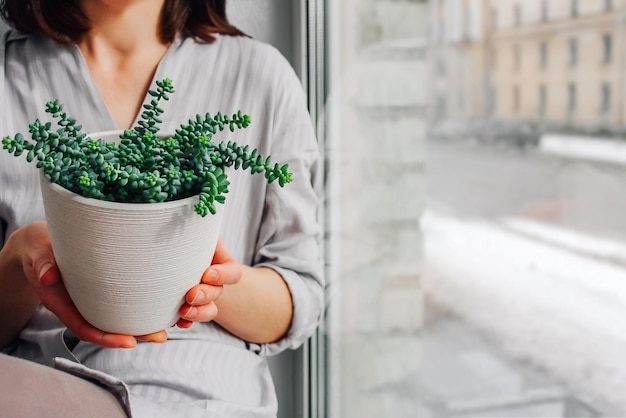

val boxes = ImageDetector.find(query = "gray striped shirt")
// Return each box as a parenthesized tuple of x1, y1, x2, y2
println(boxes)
(0, 30, 323, 417)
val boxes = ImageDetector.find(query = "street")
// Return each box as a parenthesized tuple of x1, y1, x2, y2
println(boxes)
(420, 137, 626, 415)
(425, 138, 626, 242)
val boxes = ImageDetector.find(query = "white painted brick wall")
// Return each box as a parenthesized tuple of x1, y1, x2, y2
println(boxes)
(330, 0, 428, 417)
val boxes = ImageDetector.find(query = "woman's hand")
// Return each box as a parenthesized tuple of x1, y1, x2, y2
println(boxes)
(177, 238, 243, 328)
(16, 222, 166, 348)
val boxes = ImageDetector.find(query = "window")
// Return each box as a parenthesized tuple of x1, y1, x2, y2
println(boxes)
(327, 1, 425, 416)
(426, 1, 626, 416)
(603, 33, 612, 63)
(569, 38, 578, 66)
(488, 84, 497, 116)
(539, 84, 547, 117)
(568, 83, 576, 116)
(606, 0, 613, 11)
(601, 82, 611, 116)
(514, 3, 521, 26)
(540, 41, 548, 69)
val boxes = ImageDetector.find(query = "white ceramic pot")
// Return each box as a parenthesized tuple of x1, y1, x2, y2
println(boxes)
(39, 131, 224, 335)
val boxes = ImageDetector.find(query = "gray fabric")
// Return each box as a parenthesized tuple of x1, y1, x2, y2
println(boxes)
(0, 31, 323, 417)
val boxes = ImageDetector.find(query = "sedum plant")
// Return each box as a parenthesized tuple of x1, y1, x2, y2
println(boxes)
(2, 78, 292, 217)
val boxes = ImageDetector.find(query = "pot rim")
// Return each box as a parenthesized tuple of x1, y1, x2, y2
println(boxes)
(39, 128, 200, 212)
(40, 174, 201, 211)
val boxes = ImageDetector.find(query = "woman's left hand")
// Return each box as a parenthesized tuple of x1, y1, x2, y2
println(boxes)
(177, 238, 243, 328)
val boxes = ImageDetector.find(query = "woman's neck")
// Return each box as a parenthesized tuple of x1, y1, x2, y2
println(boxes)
(78, 0, 167, 59)
(76, 0, 170, 130)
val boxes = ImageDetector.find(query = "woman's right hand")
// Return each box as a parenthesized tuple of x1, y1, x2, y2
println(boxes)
(11, 221, 166, 348)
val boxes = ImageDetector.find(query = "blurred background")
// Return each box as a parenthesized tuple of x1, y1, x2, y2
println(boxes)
(422, 0, 626, 417)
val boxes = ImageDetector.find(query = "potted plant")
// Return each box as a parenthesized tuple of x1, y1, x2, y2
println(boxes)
(2, 78, 293, 335)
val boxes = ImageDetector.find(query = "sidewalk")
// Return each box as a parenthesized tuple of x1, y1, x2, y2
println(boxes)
(540, 134, 626, 165)
(422, 210, 626, 415)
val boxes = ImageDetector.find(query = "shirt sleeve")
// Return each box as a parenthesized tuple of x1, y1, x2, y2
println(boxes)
(252, 51, 325, 357)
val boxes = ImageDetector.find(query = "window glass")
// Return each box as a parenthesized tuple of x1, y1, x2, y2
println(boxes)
(568, 82, 576, 117)
(424, 0, 626, 416)
(569, 37, 578, 66)
(603, 33, 613, 63)
(325, 0, 425, 416)
(540, 41, 548, 68)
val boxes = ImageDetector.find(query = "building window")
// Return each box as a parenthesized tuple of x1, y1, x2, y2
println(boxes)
(568, 83, 576, 117)
(514, 44, 521, 70)
(601, 82, 611, 116)
(569, 38, 578, 67)
(539, 84, 547, 117)
(513, 85, 520, 113)
(571, 0, 578, 16)
(514, 3, 521, 26)
(540, 41, 548, 69)
(606, 0, 613, 11)
(542, 0, 549, 21)
(603, 34, 612, 63)
(488, 85, 496, 116)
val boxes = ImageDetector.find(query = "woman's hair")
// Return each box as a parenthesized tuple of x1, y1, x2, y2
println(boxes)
(0, 0, 246, 44)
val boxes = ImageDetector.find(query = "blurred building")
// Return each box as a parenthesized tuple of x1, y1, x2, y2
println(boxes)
(430, 0, 626, 136)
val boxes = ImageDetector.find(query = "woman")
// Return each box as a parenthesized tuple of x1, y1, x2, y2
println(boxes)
(0, 0, 323, 416)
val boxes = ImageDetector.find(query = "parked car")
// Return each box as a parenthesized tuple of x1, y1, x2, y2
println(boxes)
(428, 119, 542, 148)
(479, 119, 542, 148)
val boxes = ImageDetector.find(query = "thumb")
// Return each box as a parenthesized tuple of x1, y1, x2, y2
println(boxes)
(38, 262, 61, 286)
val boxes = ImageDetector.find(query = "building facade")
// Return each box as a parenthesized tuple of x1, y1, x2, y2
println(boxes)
(430, 0, 626, 135)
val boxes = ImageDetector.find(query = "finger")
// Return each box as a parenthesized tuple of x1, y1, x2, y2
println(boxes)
(203, 238, 242, 285)
(176, 318, 193, 328)
(201, 263, 242, 286)
(136, 330, 168, 343)
(38, 264, 61, 287)
(20, 223, 136, 348)
(19, 222, 60, 287)
(185, 284, 223, 305)
(211, 238, 234, 265)
(37, 280, 136, 349)
(179, 301, 218, 323)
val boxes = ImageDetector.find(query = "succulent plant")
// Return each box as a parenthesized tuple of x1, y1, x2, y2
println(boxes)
(2, 78, 293, 217)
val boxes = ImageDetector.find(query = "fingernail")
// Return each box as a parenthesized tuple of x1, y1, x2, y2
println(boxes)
(202, 269, 218, 283)
(183, 306, 197, 319)
(191, 290, 204, 305)
(38, 263, 54, 281)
